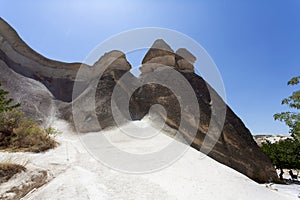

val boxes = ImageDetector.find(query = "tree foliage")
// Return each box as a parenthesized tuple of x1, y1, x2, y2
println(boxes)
(261, 139, 300, 170)
(0, 82, 20, 113)
(274, 76, 300, 140)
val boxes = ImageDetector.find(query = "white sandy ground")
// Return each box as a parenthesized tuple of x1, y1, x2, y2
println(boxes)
(0, 118, 299, 200)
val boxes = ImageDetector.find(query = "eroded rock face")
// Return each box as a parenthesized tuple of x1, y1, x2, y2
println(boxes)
(140, 39, 175, 73)
(0, 18, 278, 183)
(0, 60, 53, 125)
(0, 168, 48, 200)
(140, 39, 196, 73)
(129, 40, 278, 183)
(175, 48, 195, 73)
(60, 51, 134, 132)
(94, 50, 131, 73)
(130, 72, 278, 183)
(0, 18, 91, 102)
(142, 39, 174, 64)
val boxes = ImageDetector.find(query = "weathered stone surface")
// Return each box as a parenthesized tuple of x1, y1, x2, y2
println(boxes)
(0, 19, 279, 183)
(61, 69, 136, 133)
(142, 39, 174, 63)
(0, 60, 53, 125)
(176, 59, 194, 72)
(0, 18, 91, 102)
(175, 48, 196, 73)
(139, 63, 170, 74)
(0, 168, 48, 200)
(60, 50, 133, 133)
(141, 39, 175, 69)
(94, 50, 131, 74)
(146, 55, 175, 67)
(129, 70, 278, 183)
(176, 48, 196, 63)
(140, 40, 196, 73)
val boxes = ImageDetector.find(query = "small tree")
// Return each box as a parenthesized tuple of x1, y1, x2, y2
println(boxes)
(274, 76, 300, 140)
(0, 82, 20, 113)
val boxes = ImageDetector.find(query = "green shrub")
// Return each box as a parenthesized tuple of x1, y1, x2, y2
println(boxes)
(0, 110, 24, 134)
(261, 139, 300, 170)
(45, 127, 61, 137)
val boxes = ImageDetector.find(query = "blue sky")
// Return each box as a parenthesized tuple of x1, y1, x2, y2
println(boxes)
(1, 0, 299, 134)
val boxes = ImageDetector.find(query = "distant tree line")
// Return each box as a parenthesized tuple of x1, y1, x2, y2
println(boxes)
(261, 139, 300, 180)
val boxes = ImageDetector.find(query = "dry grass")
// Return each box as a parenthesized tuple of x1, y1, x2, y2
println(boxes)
(0, 163, 26, 184)
(0, 110, 58, 153)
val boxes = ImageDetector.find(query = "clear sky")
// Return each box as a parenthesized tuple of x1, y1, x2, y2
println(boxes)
(1, 0, 299, 135)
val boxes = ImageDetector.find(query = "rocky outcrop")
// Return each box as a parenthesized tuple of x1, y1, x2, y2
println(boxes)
(0, 168, 48, 200)
(130, 39, 278, 183)
(140, 39, 175, 74)
(0, 18, 278, 183)
(175, 48, 195, 73)
(140, 39, 195, 73)
(0, 60, 53, 125)
(59, 50, 133, 132)
(0, 18, 91, 102)
(94, 50, 131, 74)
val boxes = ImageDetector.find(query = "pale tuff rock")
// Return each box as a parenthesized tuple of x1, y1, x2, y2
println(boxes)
(0, 18, 279, 183)
(141, 39, 175, 69)
(93, 50, 131, 75)
(0, 60, 53, 125)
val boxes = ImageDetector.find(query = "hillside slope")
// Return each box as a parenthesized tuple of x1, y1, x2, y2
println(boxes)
(1, 119, 296, 200)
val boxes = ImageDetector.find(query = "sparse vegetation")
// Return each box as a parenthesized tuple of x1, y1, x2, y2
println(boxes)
(0, 82, 58, 153)
(0, 163, 26, 184)
(0, 110, 58, 152)
(45, 126, 61, 137)
(0, 82, 57, 186)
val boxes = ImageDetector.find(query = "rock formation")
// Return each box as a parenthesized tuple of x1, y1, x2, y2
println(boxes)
(0, 18, 278, 183)
(61, 50, 133, 132)
(130, 39, 278, 183)
(0, 59, 53, 125)
(0, 18, 91, 102)
(175, 48, 195, 73)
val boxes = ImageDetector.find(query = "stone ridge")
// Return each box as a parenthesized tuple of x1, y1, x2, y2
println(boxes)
(0, 17, 86, 70)
(0, 19, 279, 183)
(0, 18, 131, 101)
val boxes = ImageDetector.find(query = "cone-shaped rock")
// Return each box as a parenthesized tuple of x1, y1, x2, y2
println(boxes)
(141, 39, 175, 67)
